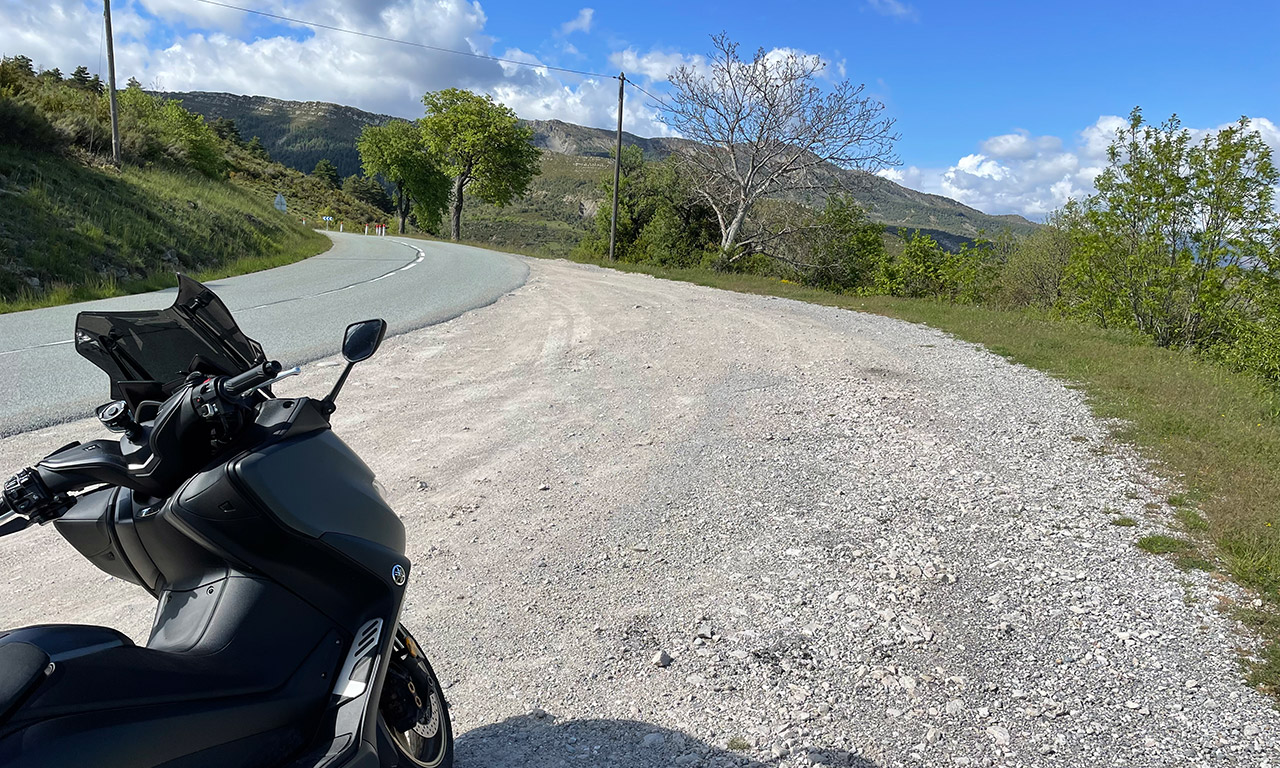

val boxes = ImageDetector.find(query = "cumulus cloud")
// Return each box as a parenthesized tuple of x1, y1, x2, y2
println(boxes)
(881, 115, 1280, 219)
(0, 0, 670, 135)
(137, 0, 248, 33)
(865, 0, 918, 22)
(608, 48, 704, 82)
(559, 8, 594, 35)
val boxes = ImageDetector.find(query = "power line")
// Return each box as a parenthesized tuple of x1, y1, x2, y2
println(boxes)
(188, 0, 617, 80)
(624, 78, 674, 113)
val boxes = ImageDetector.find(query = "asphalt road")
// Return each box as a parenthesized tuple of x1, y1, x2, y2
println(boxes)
(0, 233, 529, 436)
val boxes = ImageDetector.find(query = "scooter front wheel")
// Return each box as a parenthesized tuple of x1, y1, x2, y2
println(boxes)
(378, 624, 454, 768)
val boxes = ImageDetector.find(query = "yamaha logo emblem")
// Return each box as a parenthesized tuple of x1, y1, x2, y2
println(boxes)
(391, 564, 407, 586)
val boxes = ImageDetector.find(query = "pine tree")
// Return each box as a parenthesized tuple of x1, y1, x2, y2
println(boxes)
(312, 158, 340, 189)
(70, 66, 92, 90)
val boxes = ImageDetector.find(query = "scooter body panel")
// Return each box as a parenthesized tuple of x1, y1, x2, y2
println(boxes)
(0, 298, 447, 767)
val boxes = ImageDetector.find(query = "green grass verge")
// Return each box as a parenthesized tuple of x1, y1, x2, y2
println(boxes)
(1138, 535, 1193, 555)
(423, 240, 1280, 694)
(0, 146, 331, 313)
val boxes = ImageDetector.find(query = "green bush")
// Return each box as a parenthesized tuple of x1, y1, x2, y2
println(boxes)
(1064, 109, 1278, 356)
(995, 208, 1077, 309)
(577, 146, 718, 268)
(0, 96, 58, 149)
(879, 230, 946, 297)
(51, 111, 108, 149)
(799, 195, 885, 292)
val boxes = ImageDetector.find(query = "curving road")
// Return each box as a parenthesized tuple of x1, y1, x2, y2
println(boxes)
(0, 233, 528, 437)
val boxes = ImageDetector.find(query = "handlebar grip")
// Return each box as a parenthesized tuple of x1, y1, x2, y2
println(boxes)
(223, 361, 283, 397)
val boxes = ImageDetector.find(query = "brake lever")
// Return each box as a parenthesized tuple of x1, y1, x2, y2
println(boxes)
(0, 511, 30, 537)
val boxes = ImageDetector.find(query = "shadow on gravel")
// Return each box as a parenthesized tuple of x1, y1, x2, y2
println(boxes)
(455, 713, 878, 767)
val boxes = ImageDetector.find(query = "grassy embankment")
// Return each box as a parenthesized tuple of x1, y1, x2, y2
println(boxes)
(0, 146, 333, 313)
(410, 235, 1280, 693)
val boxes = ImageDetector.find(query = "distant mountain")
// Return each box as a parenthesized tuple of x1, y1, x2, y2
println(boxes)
(525, 118, 687, 160)
(162, 91, 394, 179)
(162, 90, 1037, 249)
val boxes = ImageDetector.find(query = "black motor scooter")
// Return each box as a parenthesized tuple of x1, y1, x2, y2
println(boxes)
(0, 275, 452, 768)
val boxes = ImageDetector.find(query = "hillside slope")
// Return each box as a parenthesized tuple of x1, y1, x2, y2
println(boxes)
(162, 90, 1038, 248)
(0, 146, 331, 308)
(163, 91, 391, 179)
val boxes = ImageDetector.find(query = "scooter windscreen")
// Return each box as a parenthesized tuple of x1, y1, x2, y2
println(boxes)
(73, 274, 265, 399)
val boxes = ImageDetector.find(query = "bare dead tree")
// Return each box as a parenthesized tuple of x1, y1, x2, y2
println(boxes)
(662, 33, 899, 262)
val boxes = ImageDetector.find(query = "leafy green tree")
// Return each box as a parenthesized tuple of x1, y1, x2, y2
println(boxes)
(312, 158, 340, 189)
(357, 119, 449, 234)
(1067, 108, 1280, 349)
(936, 232, 1011, 304)
(800, 196, 886, 291)
(37, 67, 62, 83)
(419, 88, 541, 241)
(878, 231, 947, 297)
(580, 145, 718, 266)
(342, 174, 393, 213)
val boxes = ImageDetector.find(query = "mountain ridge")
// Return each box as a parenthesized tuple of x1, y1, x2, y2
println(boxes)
(161, 90, 1038, 248)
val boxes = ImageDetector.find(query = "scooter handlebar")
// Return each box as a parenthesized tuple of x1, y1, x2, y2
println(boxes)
(223, 360, 283, 398)
(0, 491, 33, 537)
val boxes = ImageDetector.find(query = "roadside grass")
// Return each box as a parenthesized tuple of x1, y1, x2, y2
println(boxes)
(0, 146, 330, 313)
(420, 239, 1280, 694)
(1139, 535, 1193, 555)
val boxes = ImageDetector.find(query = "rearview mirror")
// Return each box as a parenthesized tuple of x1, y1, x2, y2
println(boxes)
(342, 319, 387, 363)
(321, 319, 389, 415)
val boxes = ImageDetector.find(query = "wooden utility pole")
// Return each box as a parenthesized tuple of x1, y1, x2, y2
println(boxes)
(104, 0, 121, 165)
(608, 72, 625, 262)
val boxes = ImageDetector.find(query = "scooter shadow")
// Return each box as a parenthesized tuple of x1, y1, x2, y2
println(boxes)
(455, 713, 878, 767)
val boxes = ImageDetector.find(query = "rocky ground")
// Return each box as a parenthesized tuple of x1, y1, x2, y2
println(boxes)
(1, 257, 1276, 767)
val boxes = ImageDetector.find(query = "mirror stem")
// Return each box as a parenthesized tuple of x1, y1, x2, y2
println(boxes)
(320, 362, 355, 414)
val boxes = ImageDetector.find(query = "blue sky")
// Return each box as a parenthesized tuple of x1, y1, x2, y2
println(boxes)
(2, 0, 1277, 217)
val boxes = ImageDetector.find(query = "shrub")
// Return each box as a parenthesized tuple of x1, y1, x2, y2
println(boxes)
(995, 209, 1077, 309)
(0, 96, 58, 150)
(799, 195, 885, 292)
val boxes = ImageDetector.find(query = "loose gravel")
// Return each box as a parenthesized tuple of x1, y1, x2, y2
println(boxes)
(1, 257, 1276, 767)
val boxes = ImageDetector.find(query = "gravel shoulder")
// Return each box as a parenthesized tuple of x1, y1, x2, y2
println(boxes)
(1, 257, 1276, 767)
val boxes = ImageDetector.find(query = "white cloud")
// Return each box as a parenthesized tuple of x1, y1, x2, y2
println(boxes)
(0, 0, 676, 135)
(865, 0, 918, 21)
(559, 8, 594, 35)
(885, 115, 1280, 219)
(609, 45, 829, 85)
(137, 0, 247, 33)
(608, 48, 704, 82)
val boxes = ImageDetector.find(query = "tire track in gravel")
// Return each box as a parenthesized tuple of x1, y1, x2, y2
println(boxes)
(1, 258, 1277, 768)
